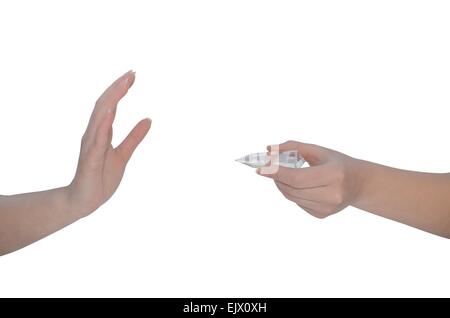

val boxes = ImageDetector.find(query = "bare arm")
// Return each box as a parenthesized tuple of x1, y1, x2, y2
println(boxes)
(0, 71, 151, 255)
(354, 161, 450, 238)
(0, 187, 76, 255)
(258, 141, 450, 238)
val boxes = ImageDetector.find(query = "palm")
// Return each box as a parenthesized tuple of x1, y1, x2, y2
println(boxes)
(69, 71, 151, 216)
(102, 146, 127, 199)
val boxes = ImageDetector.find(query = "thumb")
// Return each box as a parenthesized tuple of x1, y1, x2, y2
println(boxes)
(115, 118, 152, 163)
(268, 140, 330, 166)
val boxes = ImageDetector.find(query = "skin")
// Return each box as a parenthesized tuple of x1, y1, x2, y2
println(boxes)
(257, 140, 450, 238)
(0, 71, 151, 256)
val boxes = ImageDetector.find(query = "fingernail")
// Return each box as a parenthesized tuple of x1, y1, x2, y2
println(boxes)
(256, 168, 261, 175)
(124, 70, 136, 86)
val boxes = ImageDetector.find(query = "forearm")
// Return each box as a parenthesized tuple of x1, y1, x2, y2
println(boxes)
(353, 160, 450, 238)
(0, 186, 82, 255)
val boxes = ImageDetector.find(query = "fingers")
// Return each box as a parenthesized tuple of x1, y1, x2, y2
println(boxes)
(116, 118, 152, 163)
(275, 183, 329, 218)
(85, 70, 136, 141)
(258, 164, 331, 189)
(79, 110, 114, 170)
(97, 70, 135, 106)
(260, 140, 350, 219)
(268, 140, 328, 165)
(260, 140, 335, 187)
(274, 181, 329, 202)
(275, 185, 328, 218)
(95, 110, 114, 149)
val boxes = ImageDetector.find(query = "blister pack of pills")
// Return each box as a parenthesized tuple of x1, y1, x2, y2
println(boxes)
(236, 150, 305, 169)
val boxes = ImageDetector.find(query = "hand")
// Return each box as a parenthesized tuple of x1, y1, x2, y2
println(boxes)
(257, 140, 366, 218)
(68, 71, 151, 216)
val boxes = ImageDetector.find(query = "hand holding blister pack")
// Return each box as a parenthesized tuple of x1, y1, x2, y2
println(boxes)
(235, 150, 305, 169)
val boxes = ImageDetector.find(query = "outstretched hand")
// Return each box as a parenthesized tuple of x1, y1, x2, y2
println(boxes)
(68, 71, 151, 216)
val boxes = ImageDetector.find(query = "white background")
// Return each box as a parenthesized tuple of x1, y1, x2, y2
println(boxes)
(0, 0, 449, 297)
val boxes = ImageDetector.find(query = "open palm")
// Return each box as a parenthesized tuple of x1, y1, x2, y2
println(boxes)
(68, 71, 151, 215)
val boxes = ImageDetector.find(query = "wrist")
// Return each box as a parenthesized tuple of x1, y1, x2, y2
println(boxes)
(350, 158, 373, 208)
(63, 183, 94, 219)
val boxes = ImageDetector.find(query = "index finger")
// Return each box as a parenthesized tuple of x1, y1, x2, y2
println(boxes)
(257, 164, 331, 189)
(268, 140, 329, 166)
(85, 70, 136, 139)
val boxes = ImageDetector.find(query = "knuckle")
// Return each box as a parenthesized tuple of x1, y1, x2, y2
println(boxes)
(322, 205, 336, 215)
(95, 96, 104, 108)
(330, 191, 345, 206)
(286, 140, 299, 147)
(284, 193, 296, 202)
(81, 132, 89, 146)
